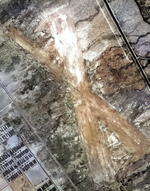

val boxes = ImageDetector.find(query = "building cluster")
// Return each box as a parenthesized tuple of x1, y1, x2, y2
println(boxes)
(0, 122, 58, 191)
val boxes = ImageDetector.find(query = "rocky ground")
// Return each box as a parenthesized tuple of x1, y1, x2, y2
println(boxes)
(0, 0, 150, 191)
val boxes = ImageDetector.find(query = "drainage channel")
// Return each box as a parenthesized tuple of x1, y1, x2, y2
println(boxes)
(96, 0, 150, 91)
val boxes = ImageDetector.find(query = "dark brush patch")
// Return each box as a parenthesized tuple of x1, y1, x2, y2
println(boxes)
(135, 0, 150, 24)
(0, 0, 31, 24)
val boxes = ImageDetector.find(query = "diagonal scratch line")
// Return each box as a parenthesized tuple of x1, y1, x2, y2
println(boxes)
(95, 0, 150, 91)
(0, 80, 78, 191)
